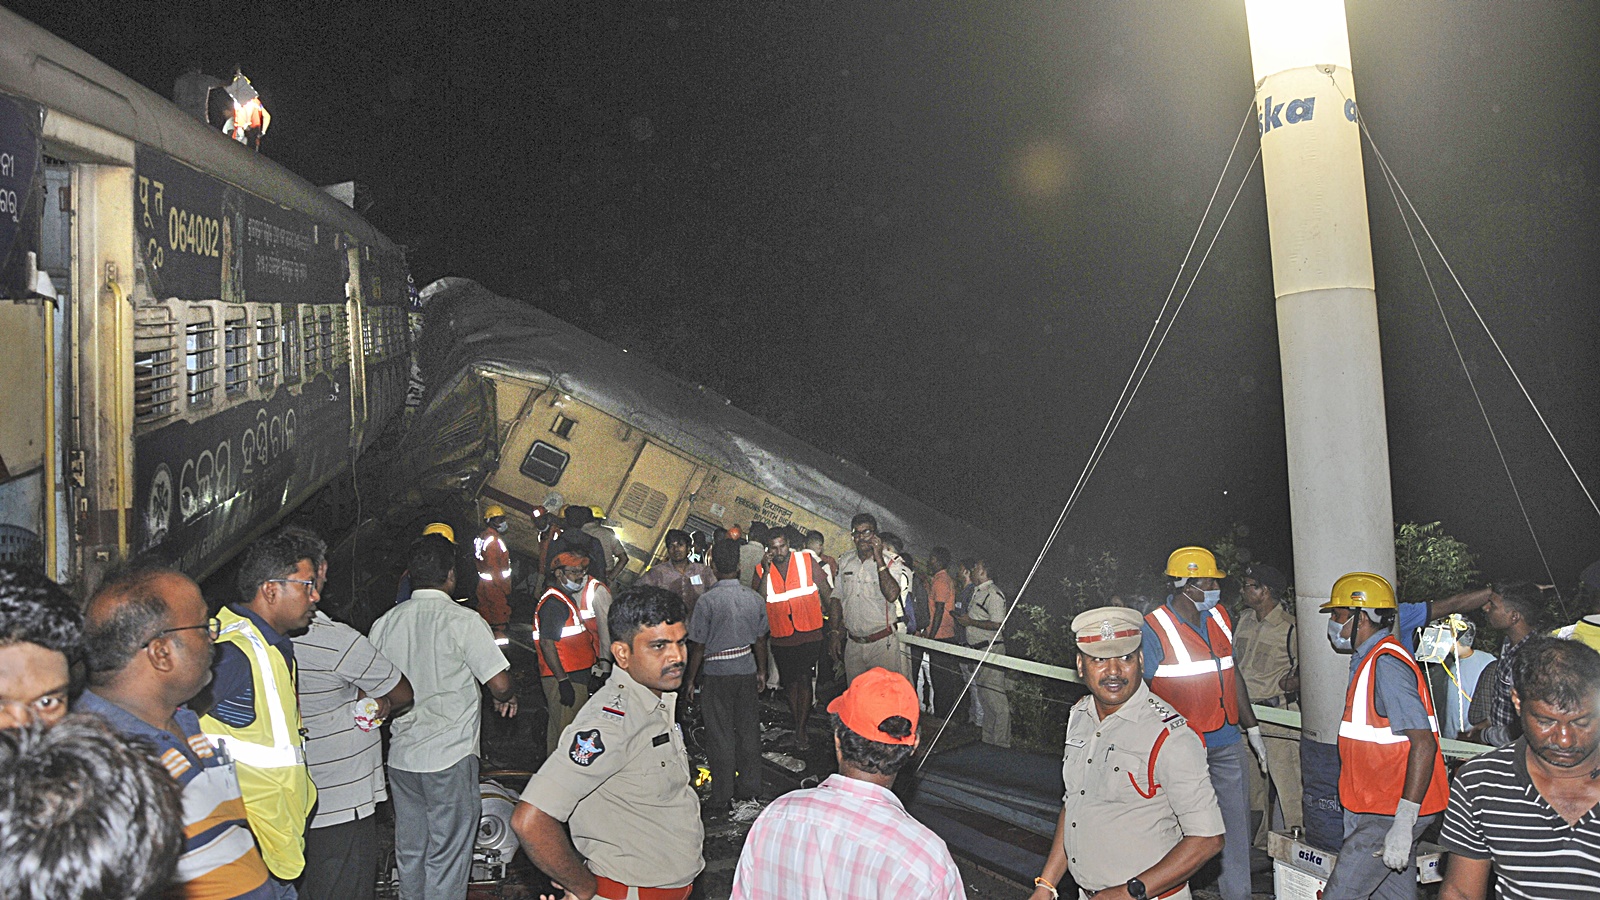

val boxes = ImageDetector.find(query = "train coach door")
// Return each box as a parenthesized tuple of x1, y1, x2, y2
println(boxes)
(608, 441, 698, 576)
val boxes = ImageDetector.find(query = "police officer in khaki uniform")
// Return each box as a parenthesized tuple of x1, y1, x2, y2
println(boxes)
(512, 585, 704, 900)
(1030, 607, 1224, 900)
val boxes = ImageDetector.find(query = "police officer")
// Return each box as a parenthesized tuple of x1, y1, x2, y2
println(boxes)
(1031, 607, 1223, 900)
(513, 585, 703, 900)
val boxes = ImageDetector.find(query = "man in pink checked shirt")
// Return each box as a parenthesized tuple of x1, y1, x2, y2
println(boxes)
(729, 667, 964, 899)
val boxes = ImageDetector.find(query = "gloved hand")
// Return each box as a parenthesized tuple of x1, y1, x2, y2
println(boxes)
(558, 679, 576, 707)
(1246, 725, 1268, 773)
(1381, 798, 1421, 870)
(590, 659, 612, 680)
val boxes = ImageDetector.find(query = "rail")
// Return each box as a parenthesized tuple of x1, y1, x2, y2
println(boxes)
(899, 633, 1488, 760)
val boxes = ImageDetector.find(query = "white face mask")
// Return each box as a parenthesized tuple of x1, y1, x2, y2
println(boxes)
(1327, 617, 1353, 651)
(563, 579, 584, 593)
(1192, 588, 1222, 612)
(494, 520, 509, 534)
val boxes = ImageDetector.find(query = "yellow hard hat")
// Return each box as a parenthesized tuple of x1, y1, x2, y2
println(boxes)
(590, 505, 605, 520)
(484, 504, 506, 521)
(1166, 546, 1225, 580)
(421, 522, 455, 543)
(1319, 572, 1397, 611)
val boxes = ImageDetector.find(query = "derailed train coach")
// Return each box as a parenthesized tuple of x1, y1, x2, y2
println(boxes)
(0, 7, 410, 590)
(403, 278, 1012, 583)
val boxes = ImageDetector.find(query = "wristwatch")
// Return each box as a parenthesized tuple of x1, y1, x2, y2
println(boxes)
(1126, 877, 1149, 900)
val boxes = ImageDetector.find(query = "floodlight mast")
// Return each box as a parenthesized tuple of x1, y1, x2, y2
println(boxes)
(1244, 0, 1396, 769)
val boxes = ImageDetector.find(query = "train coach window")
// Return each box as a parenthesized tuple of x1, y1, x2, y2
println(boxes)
(551, 414, 578, 439)
(618, 481, 671, 529)
(256, 310, 279, 392)
(185, 308, 218, 408)
(224, 308, 250, 397)
(302, 311, 319, 376)
(520, 440, 570, 486)
(133, 307, 179, 424)
(318, 308, 336, 367)
(362, 312, 375, 357)
(281, 305, 301, 384)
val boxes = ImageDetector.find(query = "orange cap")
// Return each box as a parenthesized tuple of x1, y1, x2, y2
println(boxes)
(827, 667, 918, 745)
(726, 525, 743, 540)
(552, 551, 589, 569)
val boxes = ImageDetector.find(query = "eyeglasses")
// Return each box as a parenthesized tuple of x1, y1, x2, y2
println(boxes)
(146, 617, 223, 646)
(270, 578, 321, 594)
(852, 527, 876, 538)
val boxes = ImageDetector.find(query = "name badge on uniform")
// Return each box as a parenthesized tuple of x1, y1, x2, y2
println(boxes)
(652, 732, 671, 747)
(1065, 738, 1087, 748)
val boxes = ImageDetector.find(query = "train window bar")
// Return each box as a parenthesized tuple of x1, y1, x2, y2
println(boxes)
(281, 304, 301, 385)
(256, 308, 278, 393)
(302, 309, 319, 377)
(185, 307, 218, 409)
(224, 307, 250, 398)
(133, 306, 179, 425)
(318, 307, 336, 367)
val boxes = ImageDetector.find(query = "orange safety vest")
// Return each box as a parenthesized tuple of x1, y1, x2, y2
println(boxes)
(474, 528, 512, 628)
(1337, 636, 1449, 816)
(1145, 604, 1240, 734)
(758, 549, 825, 639)
(532, 587, 598, 677)
(575, 577, 603, 643)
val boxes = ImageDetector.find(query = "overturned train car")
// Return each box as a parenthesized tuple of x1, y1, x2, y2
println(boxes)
(0, 7, 410, 590)
(399, 278, 1010, 583)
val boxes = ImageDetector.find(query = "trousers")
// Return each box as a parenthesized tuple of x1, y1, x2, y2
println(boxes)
(1321, 810, 1438, 900)
(300, 815, 378, 900)
(1247, 717, 1305, 843)
(1206, 740, 1253, 900)
(389, 755, 479, 900)
(701, 672, 762, 807)
(541, 674, 591, 756)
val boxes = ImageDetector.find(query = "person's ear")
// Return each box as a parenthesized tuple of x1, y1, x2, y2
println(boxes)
(611, 640, 629, 668)
(146, 637, 176, 674)
(1511, 688, 1521, 717)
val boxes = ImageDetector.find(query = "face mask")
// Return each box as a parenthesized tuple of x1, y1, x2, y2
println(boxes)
(563, 579, 584, 593)
(1192, 588, 1221, 612)
(494, 520, 509, 534)
(1328, 617, 1353, 651)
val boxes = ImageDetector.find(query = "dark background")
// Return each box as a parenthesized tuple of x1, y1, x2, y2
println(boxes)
(15, 1, 1599, 601)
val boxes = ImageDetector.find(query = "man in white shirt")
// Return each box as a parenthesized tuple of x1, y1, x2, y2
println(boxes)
(370, 535, 518, 900)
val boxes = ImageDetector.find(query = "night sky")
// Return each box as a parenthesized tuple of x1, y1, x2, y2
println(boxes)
(15, 1, 1599, 599)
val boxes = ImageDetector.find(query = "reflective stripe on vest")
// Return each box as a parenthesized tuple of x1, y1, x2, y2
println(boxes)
(204, 620, 302, 769)
(533, 588, 599, 676)
(1337, 636, 1450, 816)
(761, 550, 825, 639)
(1150, 607, 1236, 678)
(531, 589, 589, 639)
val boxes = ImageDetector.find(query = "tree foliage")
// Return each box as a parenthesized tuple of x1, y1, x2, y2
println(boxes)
(1394, 521, 1478, 604)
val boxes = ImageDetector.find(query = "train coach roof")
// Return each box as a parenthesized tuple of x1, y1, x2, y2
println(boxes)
(0, 6, 398, 257)
(417, 277, 1013, 569)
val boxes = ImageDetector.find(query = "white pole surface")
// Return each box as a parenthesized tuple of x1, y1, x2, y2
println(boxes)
(1245, 0, 1397, 744)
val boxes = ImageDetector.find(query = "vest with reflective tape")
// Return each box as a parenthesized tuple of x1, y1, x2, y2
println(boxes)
(1337, 636, 1449, 816)
(199, 608, 316, 880)
(758, 549, 825, 639)
(533, 587, 598, 676)
(1145, 605, 1240, 734)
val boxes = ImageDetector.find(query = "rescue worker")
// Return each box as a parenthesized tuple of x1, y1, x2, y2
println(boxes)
(1139, 546, 1265, 900)
(1031, 607, 1224, 900)
(221, 68, 270, 150)
(754, 527, 838, 751)
(1320, 572, 1448, 900)
(475, 505, 513, 637)
(535, 552, 601, 755)
(512, 585, 704, 900)
(200, 529, 320, 894)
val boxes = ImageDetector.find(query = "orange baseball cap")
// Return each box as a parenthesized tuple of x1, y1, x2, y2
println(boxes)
(827, 667, 918, 745)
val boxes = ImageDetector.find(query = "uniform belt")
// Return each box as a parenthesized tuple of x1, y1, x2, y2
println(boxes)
(593, 875, 692, 900)
(849, 626, 894, 644)
(705, 646, 752, 661)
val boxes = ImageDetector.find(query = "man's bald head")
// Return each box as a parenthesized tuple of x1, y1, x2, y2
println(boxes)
(85, 568, 212, 704)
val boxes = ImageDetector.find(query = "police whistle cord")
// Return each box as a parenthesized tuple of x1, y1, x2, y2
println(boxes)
(1331, 71, 1579, 619)
(918, 98, 1264, 766)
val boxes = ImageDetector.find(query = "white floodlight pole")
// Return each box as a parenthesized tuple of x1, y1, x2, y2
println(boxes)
(1244, 2, 1397, 750)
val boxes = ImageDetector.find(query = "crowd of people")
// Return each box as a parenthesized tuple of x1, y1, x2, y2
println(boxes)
(4, 517, 1600, 900)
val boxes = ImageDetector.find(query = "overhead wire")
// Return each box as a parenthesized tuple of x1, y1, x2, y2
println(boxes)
(1333, 73, 1576, 615)
(919, 98, 1264, 763)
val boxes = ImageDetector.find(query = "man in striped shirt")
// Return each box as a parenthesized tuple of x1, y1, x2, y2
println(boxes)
(81, 565, 274, 900)
(1439, 636, 1600, 899)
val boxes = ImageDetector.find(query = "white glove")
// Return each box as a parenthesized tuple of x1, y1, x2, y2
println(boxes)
(1245, 725, 1268, 773)
(590, 659, 612, 680)
(1381, 798, 1421, 870)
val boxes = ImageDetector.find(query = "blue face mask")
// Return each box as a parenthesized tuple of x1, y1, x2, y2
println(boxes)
(1328, 617, 1353, 651)
(563, 579, 584, 593)
(1192, 588, 1222, 612)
